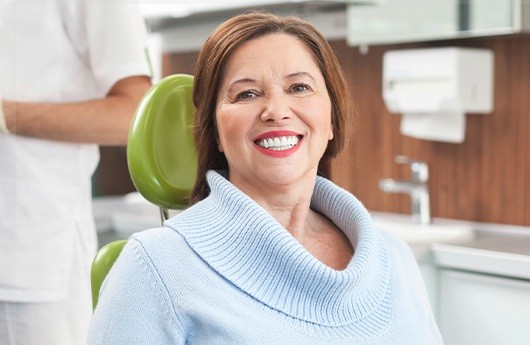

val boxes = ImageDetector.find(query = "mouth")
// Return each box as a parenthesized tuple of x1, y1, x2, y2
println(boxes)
(255, 135, 303, 151)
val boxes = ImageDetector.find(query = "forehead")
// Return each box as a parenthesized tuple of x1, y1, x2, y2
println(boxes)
(221, 33, 322, 80)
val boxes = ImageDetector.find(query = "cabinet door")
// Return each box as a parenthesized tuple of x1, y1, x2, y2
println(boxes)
(438, 269, 530, 345)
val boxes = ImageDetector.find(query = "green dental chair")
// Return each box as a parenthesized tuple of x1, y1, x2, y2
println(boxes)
(91, 74, 197, 309)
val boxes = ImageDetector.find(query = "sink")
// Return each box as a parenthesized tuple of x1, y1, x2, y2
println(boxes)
(370, 212, 476, 246)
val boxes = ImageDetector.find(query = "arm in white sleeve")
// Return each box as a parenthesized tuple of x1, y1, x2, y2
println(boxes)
(2, 0, 152, 145)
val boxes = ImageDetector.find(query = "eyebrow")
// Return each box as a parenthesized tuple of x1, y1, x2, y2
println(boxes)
(226, 78, 257, 94)
(284, 72, 316, 82)
(225, 72, 317, 93)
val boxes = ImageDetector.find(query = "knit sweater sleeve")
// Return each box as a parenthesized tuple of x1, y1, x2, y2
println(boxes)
(88, 237, 185, 344)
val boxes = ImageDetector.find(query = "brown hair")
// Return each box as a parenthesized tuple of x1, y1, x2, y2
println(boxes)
(190, 11, 354, 204)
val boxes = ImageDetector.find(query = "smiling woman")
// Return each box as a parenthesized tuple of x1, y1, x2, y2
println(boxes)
(190, 12, 352, 205)
(88, 11, 444, 345)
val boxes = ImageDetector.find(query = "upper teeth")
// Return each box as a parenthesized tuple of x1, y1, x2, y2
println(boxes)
(256, 136, 300, 150)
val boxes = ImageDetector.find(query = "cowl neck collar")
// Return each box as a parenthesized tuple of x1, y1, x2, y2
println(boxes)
(165, 171, 390, 327)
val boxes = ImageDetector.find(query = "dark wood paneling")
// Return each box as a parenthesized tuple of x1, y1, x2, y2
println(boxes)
(162, 52, 197, 76)
(92, 147, 135, 196)
(330, 35, 530, 226)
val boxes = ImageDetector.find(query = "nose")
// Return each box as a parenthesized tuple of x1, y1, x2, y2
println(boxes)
(260, 91, 292, 123)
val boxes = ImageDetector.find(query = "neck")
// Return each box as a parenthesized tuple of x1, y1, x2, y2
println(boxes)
(229, 174, 316, 237)
(260, 198, 353, 271)
(228, 172, 353, 270)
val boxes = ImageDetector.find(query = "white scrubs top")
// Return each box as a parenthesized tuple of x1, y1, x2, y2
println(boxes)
(0, 0, 151, 302)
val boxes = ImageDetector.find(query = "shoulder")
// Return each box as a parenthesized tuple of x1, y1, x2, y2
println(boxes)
(378, 229, 412, 256)
(377, 229, 419, 271)
(129, 226, 195, 266)
(103, 225, 204, 310)
(130, 226, 184, 247)
(371, 226, 429, 295)
(128, 224, 213, 283)
(375, 227, 431, 305)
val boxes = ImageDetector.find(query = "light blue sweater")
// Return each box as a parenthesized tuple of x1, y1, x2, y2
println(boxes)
(88, 171, 443, 344)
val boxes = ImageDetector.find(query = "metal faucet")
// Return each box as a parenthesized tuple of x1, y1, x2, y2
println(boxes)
(379, 155, 431, 224)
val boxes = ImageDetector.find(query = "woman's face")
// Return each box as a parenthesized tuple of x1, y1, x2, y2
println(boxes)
(215, 33, 333, 194)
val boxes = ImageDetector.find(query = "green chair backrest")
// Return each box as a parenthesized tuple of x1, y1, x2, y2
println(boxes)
(91, 240, 127, 309)
(91, 74, 197, 309)
(127, 73, 197, 210)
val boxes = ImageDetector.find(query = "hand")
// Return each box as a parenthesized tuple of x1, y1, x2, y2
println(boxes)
(0, 96, 11, 135)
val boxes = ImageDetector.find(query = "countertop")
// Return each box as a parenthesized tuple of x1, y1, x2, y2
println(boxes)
(371, 211, 530, 280)
(431, 228, 530, 280)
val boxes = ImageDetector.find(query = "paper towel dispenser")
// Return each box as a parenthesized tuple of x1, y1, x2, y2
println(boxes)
(382, 47, 494, 143)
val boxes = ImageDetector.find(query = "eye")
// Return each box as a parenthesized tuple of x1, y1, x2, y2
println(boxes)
(289, 83, 311, 94)
(235, 90, 259, 101)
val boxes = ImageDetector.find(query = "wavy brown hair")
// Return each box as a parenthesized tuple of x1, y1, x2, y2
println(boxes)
(190, 11, 354, 204)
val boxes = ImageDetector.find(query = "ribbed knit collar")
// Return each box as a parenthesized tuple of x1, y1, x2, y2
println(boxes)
(165, 171, 390, 327)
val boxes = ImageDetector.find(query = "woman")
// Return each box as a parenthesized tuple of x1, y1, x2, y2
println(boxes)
(89, 12, 443, 344)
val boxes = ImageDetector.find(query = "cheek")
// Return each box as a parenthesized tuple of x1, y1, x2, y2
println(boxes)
(311, 103, 333, 140)
(216, 112, 241, 153)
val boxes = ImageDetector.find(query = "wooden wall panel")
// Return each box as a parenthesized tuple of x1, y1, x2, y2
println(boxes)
(527, 74, 530, 226)
(159, 34, 530, 226)
(162, 52, 197, 76)
(329, 35, 530, 226)
(92, 147, 135, 196)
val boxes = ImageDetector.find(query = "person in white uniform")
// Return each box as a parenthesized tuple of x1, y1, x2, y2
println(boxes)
(0, 0, 152, 344)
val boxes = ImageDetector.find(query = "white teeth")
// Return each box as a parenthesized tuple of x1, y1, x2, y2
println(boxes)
(256, 135, 300, 151)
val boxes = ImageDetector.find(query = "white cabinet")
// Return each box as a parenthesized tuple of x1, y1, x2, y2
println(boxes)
(438, 269, 530, 345)
(346, 0, 530, 46)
